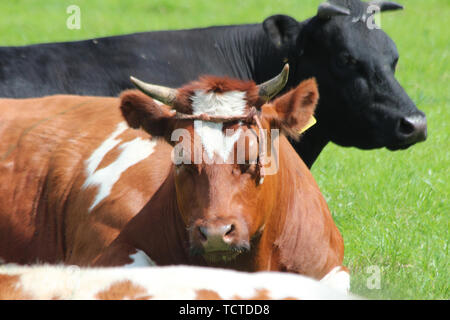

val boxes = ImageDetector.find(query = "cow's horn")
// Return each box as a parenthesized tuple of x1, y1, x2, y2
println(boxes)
(130, 76, 178, 106)
(317, 2, 351, 19)
(369, 1, 404, 12)
(257, 64, 289, 101)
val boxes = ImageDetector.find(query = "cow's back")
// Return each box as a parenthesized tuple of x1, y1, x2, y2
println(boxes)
(0, 95, 170, 264)
(0, 95, 115, 263)
(0, 25, 261, 98)
(0, 264, 356, 300)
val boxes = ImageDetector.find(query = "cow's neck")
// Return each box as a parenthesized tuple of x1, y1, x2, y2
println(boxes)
(256, 137, 341, 278)
(289, 123, 330, 168)
(123, 168, 193, 265)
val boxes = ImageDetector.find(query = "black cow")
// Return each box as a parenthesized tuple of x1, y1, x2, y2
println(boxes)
(0, 0, 426, 167)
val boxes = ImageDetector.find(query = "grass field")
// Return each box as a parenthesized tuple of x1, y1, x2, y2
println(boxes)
(1, 0, 448, 299)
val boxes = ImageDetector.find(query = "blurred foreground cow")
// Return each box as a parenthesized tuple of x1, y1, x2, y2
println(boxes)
(0, 68, 349, 292)
(0, 1, 426, 167)
(0, 264, 357, 300)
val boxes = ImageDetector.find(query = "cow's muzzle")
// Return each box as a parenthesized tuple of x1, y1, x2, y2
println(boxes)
(189, 220, 250, 263)
(390, 113, 427, 149)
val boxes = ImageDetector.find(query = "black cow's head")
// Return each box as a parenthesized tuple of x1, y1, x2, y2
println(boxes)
(263, 0, 427, 151)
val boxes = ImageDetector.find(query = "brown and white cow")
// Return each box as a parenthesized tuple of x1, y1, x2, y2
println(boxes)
(97, 69, 349, 290)
(0, 67, 349, 292)
(0, 264, 357, 300)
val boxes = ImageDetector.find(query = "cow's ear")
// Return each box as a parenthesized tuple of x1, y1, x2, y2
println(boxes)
(263, 15, 301, 50)
(262, 78, 318, 140)
(120, 90, 176, 137)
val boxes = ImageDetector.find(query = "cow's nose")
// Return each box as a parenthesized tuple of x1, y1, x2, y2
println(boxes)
(397, 115, 427, 144)
(197, 224, 235, 249)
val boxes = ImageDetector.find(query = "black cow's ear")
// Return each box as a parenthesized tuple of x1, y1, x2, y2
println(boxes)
(263, 15, 301, 50)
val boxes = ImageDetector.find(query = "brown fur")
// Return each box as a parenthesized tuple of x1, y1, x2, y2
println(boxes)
(0, 95, 171, 265)
(120, 90, 175, 137)
(195, 289, 222, 300)
(0, 274, 29, 300)
(95, 280, 152, 300)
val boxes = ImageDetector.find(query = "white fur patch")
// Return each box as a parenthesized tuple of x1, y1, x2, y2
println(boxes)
(191, 90, 246, 162)
(125, 250, 156, 268)
(0, 264, 358, 300)
(320, 266, 351, 294)
(83, 137, 156, 211)
(85, 122, 128, 177)
(191, 90, 247, 117)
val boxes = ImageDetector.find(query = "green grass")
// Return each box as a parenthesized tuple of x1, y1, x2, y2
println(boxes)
(1, 0, 448, 299)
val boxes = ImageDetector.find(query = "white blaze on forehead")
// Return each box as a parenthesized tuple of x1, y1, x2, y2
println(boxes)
(83, 136, 156, 212)
(191, 90, 247, 117)
(191, 90, 247, 161)
(194, 122, 242, 161)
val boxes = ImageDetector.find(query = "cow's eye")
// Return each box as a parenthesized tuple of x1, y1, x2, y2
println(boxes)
(338, 52, 358, 67)
(177, 164, 198, 174)
(238, 163, 257, 175)
(393, 57, 399, 71)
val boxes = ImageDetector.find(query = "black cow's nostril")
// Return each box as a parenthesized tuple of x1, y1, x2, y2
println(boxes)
(397, 115, 427, 143)
(399, 117, 415, 136)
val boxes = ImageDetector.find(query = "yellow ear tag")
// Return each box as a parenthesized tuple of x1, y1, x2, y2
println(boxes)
(299, 116, 316, 134)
